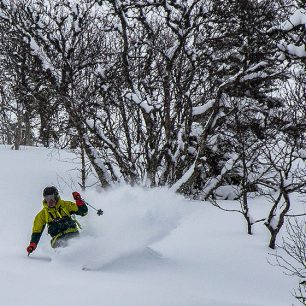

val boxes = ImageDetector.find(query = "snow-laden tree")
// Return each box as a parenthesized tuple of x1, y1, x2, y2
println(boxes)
(176, 0, 288, 196)
(0, 17, 36, 149)
(0, 0, 112, 183)
(0, 0, 302, 197)
(278, 0, 306, 63)
(0, 1, 63, 148)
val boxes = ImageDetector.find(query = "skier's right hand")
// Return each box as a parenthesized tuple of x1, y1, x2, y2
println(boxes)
(72, 191, 81, 200)
(72, 191, 86, 207)
(27, 242, 37, 254)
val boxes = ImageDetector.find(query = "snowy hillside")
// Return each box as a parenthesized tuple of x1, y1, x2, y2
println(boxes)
(0, 145, 298, 306)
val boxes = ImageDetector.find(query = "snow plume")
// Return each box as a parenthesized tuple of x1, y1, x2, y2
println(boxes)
(52, 185, 189, 270)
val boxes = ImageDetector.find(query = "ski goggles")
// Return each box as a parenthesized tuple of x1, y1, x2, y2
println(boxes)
(44, 194, 56, 202)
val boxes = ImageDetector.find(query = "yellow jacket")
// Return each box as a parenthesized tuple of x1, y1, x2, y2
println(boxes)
(30, 198, 88, 245)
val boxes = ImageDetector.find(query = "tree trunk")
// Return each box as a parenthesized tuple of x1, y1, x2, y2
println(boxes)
(14, 111, 22, 150)
(265, 191, 291, 249)
(23, 111, 32, 146)
(80, 144, 86, 191)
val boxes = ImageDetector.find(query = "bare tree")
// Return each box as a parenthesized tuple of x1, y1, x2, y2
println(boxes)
(260, 137, 306, 249)
(206, 97, 272, 235)
(270, 218, 306, 305)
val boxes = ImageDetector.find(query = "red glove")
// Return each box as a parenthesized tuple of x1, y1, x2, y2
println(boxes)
(72, 192, 85, 206)
(27, 242, 37, 254)
(72, 192, 81, 200)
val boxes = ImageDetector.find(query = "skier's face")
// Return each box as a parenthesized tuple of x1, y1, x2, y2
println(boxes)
(44, 195, 56, 207)
(47, 199, 56, 207)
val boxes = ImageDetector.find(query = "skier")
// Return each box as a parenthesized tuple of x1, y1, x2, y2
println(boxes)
(26, 186, 88, 254)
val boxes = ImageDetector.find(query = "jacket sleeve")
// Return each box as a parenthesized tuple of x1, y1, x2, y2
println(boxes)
(64, 200, 88, 217)
(30, 210, 47, 244)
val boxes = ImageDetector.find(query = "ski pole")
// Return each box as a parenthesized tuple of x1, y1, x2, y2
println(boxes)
(83, 199, 103, 216)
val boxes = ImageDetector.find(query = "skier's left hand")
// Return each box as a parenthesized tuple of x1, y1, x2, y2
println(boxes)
(27, 242, 37, 254)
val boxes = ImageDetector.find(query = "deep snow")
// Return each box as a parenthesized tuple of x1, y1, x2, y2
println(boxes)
(0, 145, 300, 306)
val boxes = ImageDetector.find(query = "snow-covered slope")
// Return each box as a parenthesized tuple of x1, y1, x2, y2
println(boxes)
(0, 145, 297, 306)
